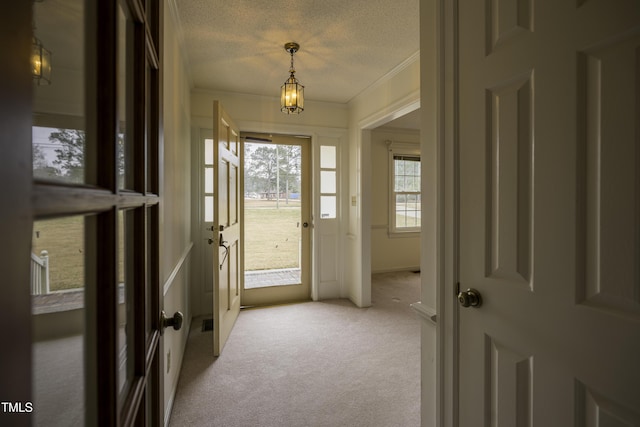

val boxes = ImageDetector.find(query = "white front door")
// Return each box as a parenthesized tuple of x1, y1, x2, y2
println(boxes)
(457, 1, 640, 425)
(213, 101, 242, 356)
(240, 133, 312, 307)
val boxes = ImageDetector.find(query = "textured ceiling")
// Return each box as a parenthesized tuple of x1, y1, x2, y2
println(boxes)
(174, 0, 420, 104)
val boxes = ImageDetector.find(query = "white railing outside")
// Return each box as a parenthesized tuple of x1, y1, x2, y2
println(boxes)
(31, 250, 50, 295)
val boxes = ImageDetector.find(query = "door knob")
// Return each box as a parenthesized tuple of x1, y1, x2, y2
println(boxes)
(302, 222, 309, 228)
(457, 288, 482, 308)
(161, 310, 183, 334)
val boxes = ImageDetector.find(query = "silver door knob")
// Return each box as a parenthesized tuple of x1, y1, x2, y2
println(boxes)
(458, 288, 482, 308)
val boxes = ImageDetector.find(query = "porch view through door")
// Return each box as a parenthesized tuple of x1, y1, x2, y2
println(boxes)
(241, 134, 311, 307)
(204, 108, 312, 355)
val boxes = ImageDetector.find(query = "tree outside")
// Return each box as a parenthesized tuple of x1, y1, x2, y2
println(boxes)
(32, 126, 125, 184)
(30, 127, 125, 292)
(244, 142, 301, 204)
(244, 142, 303, 271)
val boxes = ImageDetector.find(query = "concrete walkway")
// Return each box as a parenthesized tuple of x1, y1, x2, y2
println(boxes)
(244, 268, 300, 289)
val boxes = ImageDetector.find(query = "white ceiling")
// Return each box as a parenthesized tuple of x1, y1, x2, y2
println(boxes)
(173, 0, 420, 104)
(33, 0, 421, 127)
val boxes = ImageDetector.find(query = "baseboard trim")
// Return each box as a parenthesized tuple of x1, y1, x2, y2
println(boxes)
(371, 266, 420, 274)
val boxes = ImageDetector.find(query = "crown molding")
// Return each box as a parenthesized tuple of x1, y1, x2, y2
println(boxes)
(348, 50, 420, 103)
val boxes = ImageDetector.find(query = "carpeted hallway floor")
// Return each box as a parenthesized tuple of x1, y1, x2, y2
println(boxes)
(168, 271, 421, 427)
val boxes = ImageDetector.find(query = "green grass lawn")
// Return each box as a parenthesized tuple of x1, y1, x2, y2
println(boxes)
(30, 200, 302, 291)
(32, 216, 85, 291)
(244, 202, 301, 271)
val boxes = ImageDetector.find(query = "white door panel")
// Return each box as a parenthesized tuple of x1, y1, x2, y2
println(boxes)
(457, 0, 640, 425)
(213, 101, 241, 356)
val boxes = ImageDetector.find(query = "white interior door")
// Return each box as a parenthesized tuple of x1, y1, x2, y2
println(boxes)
(213, 101, 241, 356)
(457, 1, 640, 425)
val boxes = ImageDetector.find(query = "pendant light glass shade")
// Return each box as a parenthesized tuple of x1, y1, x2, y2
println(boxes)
(281, 74, 304, 114)
(32, 37, 52, 85)
(280, 42, 304, 114)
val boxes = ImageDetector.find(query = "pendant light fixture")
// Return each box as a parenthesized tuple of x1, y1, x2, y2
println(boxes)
(32, 36, 52, 85)
(280, 42, 304, 114)
(32, 0, 51, 85)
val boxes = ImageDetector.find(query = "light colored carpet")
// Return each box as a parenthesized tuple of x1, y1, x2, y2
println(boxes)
(33, 335, 84, 426)
(168, 271, 421, 427)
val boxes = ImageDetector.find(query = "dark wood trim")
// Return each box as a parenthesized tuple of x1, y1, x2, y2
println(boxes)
(134, 20, 147, 193)
(0, 1, 33, 425)
(33, 182, 159, 218)
(145, 35, 160, 70)
(133, 207, 147, 377)
(96, 209, 119, 426)
(147, 347, 162, 427)
(85, 1, 119, 424)
(145, 331, 160, 373)
(120, 376, 146, 427)
(147, 67, 160, 194)
(147, 206, 161, 350)
(92, 1, 118, 192)
(127, 0, 145, 23)
(153, 2, 164, 421)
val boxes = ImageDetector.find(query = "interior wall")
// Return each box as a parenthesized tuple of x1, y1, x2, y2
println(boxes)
(346, 52, 421, 307)
(162, 0, 193, 422)
(190, 89, 348, 130)
(370, 128, 421, 273)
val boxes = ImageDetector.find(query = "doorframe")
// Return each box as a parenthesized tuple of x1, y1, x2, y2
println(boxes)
(356, 93, 421, 308)
(436, 0, 462, 426)
(238, 121, 347, 303)
(239, 132, 312, 307)
(191, 120, 349, 316)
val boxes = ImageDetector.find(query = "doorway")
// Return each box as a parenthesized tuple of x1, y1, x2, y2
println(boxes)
(240, 133, 312, 307)
(369, 110, 422, 276)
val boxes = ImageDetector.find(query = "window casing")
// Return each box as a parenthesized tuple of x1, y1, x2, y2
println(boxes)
(388, 142, 421, 235)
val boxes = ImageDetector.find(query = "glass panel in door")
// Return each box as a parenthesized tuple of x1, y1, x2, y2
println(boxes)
(31, 216, 87, 426)
(241, 134, 311, 307)
(31, 0, 86, 185)
(243, 141, 302, 289)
